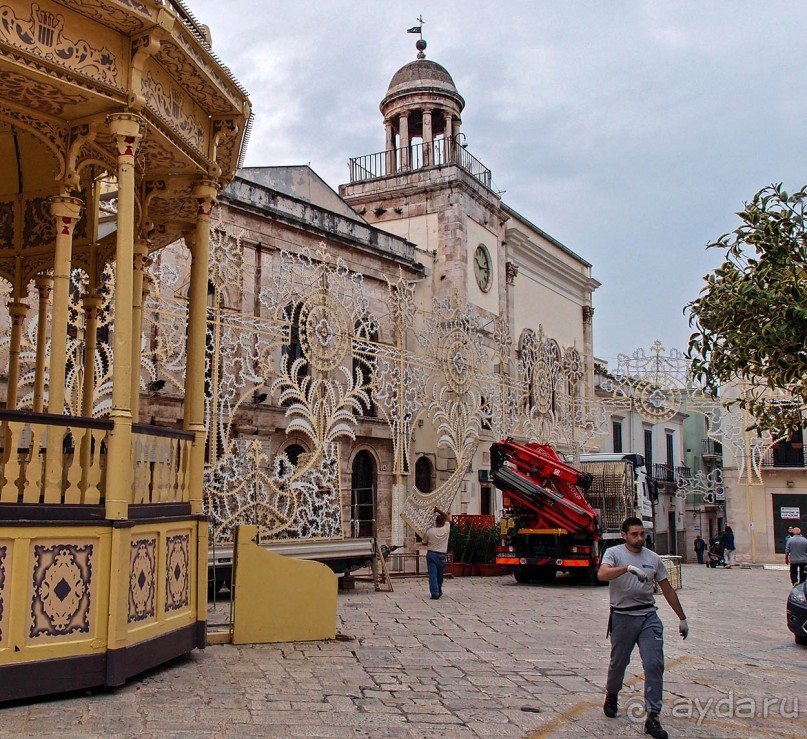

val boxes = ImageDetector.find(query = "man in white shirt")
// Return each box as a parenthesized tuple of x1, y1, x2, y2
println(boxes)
(422, 506, 451, 599)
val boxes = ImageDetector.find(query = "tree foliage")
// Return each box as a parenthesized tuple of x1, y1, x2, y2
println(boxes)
(687, 184, 807, 431)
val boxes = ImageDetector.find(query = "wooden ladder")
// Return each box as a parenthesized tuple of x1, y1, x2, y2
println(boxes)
(370, 539, 394, 592)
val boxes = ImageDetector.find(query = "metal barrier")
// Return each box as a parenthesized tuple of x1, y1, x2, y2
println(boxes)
(351, 550, 429, 581)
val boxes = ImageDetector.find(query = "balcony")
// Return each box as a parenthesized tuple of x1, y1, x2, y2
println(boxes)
(652, 463, 692, 486)
(762, 442, 806, 468)
(348, 138, 492, 189)
(701, 438, 723, 460)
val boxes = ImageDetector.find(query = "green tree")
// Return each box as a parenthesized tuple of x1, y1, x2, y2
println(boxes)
(687, 184, 807, 431)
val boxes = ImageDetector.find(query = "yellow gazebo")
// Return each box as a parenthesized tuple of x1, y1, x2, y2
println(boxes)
(0, 1, 250, 700)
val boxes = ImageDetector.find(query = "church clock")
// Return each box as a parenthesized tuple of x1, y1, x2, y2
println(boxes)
(473, 243, 492, 292)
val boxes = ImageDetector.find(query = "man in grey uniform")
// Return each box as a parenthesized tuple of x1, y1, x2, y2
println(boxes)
(598, 517, 689, 739)
(785, 527, 807, 586)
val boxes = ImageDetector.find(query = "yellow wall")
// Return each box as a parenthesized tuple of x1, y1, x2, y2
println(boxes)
(232, 526, 337, 644)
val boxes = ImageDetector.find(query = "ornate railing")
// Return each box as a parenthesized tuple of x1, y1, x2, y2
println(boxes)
(701, 438, 722, 458)
(0, 411, 194, 510)
(348, 139, 492, 189)
(652, 463, 692, 485)
(132, 424, 194, 505)
(0, 410, 112, 507)
(762, 442, 806, 468)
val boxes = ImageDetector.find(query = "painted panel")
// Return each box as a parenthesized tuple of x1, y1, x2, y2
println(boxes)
(28, 538, 96, 642)
(0, 539, 10, 648)
(164, 530, 190, 613)
(0, 1, 124, 87)
(128, 534, 157, 624)
(141, 59, 207, 155)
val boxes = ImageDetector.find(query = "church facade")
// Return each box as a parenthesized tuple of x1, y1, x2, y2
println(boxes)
(0, 35, 603, 561)
(132, 41, 602, 549)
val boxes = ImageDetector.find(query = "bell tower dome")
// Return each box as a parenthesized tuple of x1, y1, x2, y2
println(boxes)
(380, 39, 465, 170)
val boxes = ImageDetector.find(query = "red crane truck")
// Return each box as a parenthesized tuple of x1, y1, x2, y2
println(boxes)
(491, 438, 642, 585)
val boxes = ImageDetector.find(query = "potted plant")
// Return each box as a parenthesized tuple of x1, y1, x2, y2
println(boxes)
(477, 524, 507, 576)
(447, 520, 472, 575)
(448, 519, 503, 575)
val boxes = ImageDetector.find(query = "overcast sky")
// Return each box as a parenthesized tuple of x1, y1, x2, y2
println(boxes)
(189, 0, 807, 363)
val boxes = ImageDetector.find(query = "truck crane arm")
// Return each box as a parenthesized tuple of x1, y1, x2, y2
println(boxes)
(490, 439, 596, 535)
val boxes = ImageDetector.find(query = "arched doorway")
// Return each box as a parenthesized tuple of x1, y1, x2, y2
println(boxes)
(415, 456, 433, 493)
(280, 443, 305, 477)
(350, 450, 376, 538)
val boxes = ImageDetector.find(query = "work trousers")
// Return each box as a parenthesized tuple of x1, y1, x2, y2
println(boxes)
(426, 550, 447, 597)
(606, 611, 665, 714)
(790, 562, 807, 586)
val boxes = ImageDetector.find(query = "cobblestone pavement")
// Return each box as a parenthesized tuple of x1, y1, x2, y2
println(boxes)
(1, 564, 804, 738)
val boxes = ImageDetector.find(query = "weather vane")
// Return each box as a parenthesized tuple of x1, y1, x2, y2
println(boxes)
(407, 15, 427, 59)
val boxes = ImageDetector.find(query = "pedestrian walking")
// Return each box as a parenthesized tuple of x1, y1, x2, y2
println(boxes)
(598, 517, 689, 739)
(785, 526, 795, 546)
(721, 526, 736, 568)
(423, 506, 451, 599)
(785, 527, 807, 586)
(694, 534, 706, 565)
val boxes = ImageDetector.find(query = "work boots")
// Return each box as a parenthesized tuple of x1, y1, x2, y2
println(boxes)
(644, 712, 668, 739)
(603, 692, 618, 718)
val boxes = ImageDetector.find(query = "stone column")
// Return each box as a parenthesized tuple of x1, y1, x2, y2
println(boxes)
(444, 113, 454, 163)
(384, 118, 395, 175)
(32, 275, 53, 413)
(422, 108, 433, 166)
(399, 113, 410, 171)
(44, 195, 83, 499)
(105, 113, 144, 520)
(184, 180, 218, 515)
(130, 239, 149, 422)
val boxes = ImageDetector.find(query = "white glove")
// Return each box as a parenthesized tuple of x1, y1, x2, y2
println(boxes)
(679, 619, 689, 640)
(626, 565, 648, 583)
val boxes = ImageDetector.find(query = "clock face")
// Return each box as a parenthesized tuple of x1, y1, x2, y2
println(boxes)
(474, 244, 492, 292)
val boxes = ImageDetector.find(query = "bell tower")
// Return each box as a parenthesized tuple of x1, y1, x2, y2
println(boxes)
(340, 30, 508, 314)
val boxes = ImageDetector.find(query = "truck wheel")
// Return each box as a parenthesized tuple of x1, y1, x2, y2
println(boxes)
(513, 568, 534, 584)
(796, 634, 807, 646)
(534, 568, 556, 584)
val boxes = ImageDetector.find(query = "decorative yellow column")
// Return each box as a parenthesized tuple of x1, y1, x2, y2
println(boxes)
(32, 274, 53, 413)
(80, 294, 102, 417)
(5, 301, 29, 410)
(44, 195, 83, 501)
(130, 239, 149, 421)
(5, 255, 27, 410)
(105, 113, 143, 520)
(184, 181, 218, 516)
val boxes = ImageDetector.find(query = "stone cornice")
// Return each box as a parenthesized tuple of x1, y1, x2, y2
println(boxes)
(222, 177, 422, 272)
(508, 230, 600, 302)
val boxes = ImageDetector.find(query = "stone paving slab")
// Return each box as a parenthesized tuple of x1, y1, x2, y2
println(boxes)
(2, 565, 805, 737)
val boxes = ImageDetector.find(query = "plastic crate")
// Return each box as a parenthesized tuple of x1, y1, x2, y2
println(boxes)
(659, 555, 682, 590)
